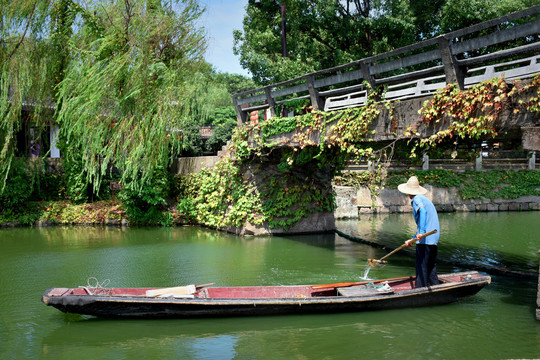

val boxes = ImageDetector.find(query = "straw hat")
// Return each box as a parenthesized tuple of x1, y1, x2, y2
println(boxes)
(398, 176, 427, 195)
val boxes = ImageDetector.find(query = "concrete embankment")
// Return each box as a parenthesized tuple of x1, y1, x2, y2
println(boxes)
(334, 185, 540, 217)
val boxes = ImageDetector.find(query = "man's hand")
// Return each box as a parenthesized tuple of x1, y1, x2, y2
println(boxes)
(405, 239, 416, 247)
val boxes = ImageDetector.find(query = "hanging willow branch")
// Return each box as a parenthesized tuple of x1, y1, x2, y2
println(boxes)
(55, 0, 207, 193)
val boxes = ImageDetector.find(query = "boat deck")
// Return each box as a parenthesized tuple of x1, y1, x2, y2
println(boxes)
(45, 273, 470, 299)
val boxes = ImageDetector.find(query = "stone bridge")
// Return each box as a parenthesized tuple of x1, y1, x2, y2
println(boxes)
(227, 6, 540, 235)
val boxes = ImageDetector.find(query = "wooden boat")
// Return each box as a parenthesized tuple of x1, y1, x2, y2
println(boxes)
(41, 271, 490, 318)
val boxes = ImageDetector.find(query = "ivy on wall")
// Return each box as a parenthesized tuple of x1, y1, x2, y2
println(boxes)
(177, 148, 338, 231)
(337, 169, 540, 200)
(177, 76, 540, 232)
(411, 75, 540, 157)
(176, 83, 385, 231)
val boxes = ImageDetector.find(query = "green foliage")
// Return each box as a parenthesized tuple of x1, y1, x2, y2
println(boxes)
(0, 158, 34, 209)
(119, 166, 172, 225)
(259, 170, 336, 229)
(58, 139, 91, 203)
(176, 151, 337, 231)
(30, 170, 65, 201)
(0, 202, 44, 225)
(212, 72, 256, 95)
(177, 157, 264, 229)
(179, 119, 204, 157)
(56, 0, 207, 195)
(1, 0, 210, 199)
(183, 71, 234, 126)
(0, 157, 65, 213)
(205, 120, 236, 153)
(234, 0, 532, 85)
(235, 0, 416, 84)
(383, 170, 540, 200)
(7, 200, 126, 225)
(207, 106, 237, 126)
(439, 0, 534, 33)
(176, 198, 197, 223)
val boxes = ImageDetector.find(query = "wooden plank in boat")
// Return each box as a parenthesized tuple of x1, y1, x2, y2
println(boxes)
(48, 288, 70, 296)
(146, 285, 196, 297)
(337, 286, 394, 297)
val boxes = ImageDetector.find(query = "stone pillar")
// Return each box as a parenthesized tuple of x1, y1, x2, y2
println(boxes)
(475, 154, 482, 171)
(360, 61, 376, 90)
(306, 75, 324, 111)
(422, 153, 429, 170)
(50, 125, 61, 158)
(438, 35, 465, 90)
(232, 95, 248, 126)
(522, 127, 540, 151)
(264, 86, 276, 118)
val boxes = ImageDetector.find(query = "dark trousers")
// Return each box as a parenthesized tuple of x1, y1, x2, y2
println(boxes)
(415, 244, 439, 288)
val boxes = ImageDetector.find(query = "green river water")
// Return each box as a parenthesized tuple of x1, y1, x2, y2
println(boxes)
(0, 212, 538, 359)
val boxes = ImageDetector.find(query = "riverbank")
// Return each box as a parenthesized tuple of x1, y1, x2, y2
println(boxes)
(334, 185, 540, 218)
(334, 169, 540, 217)
(3, 185, 539, 228)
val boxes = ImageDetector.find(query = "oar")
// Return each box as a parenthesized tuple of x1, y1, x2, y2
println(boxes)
(367, 229, 437, 268)
(312, 275, 416, 290)
(195, 283, 215, 289)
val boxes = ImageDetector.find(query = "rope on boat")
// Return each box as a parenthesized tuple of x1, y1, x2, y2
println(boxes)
(335, 229, 537, 279)
(79, 277, 112, 295)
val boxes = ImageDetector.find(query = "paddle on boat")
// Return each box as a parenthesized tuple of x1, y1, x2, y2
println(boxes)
(41, 271, 490, 318)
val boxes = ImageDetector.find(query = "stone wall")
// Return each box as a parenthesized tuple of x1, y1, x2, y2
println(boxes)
(334, 185, 540, 217)
(171, 156, 220, 175)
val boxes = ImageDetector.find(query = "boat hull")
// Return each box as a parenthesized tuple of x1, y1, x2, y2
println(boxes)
(42, 272, 490, 318)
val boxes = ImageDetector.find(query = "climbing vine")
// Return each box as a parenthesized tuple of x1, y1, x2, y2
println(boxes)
(179, 83, 391, 231)
(177, 155, 265, 230)
(412, 75, 540, 158)
(519, 74, 540, 114)
(232, 82, 384, 168)
(385, 169, 540, 200)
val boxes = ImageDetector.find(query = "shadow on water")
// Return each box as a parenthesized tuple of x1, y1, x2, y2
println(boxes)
(295, 213, 540, 279)
(334, 228, 537, 278)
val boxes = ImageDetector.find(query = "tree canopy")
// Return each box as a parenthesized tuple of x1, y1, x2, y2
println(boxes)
(233, 0, 536, 85)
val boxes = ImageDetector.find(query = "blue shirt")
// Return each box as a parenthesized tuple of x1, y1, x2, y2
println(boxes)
(411, 194, 440, 245)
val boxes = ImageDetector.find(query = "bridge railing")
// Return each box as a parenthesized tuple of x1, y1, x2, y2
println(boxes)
(344, 150, 538, 172)
(233, 5, 540, 124)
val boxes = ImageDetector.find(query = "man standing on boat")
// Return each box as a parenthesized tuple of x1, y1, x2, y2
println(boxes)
(398, 176, 440, 288)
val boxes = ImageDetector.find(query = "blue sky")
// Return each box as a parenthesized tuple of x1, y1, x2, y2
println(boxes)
(198, 0, 250, 76)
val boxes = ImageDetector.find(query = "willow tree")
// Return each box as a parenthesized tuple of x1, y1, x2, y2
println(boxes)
(0, 0, 56, 191)
(1, 0, 210, 205)
(54, 0, 207, 204)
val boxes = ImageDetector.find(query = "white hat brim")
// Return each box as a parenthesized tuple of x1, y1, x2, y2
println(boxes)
(398, 183, 428, 195)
